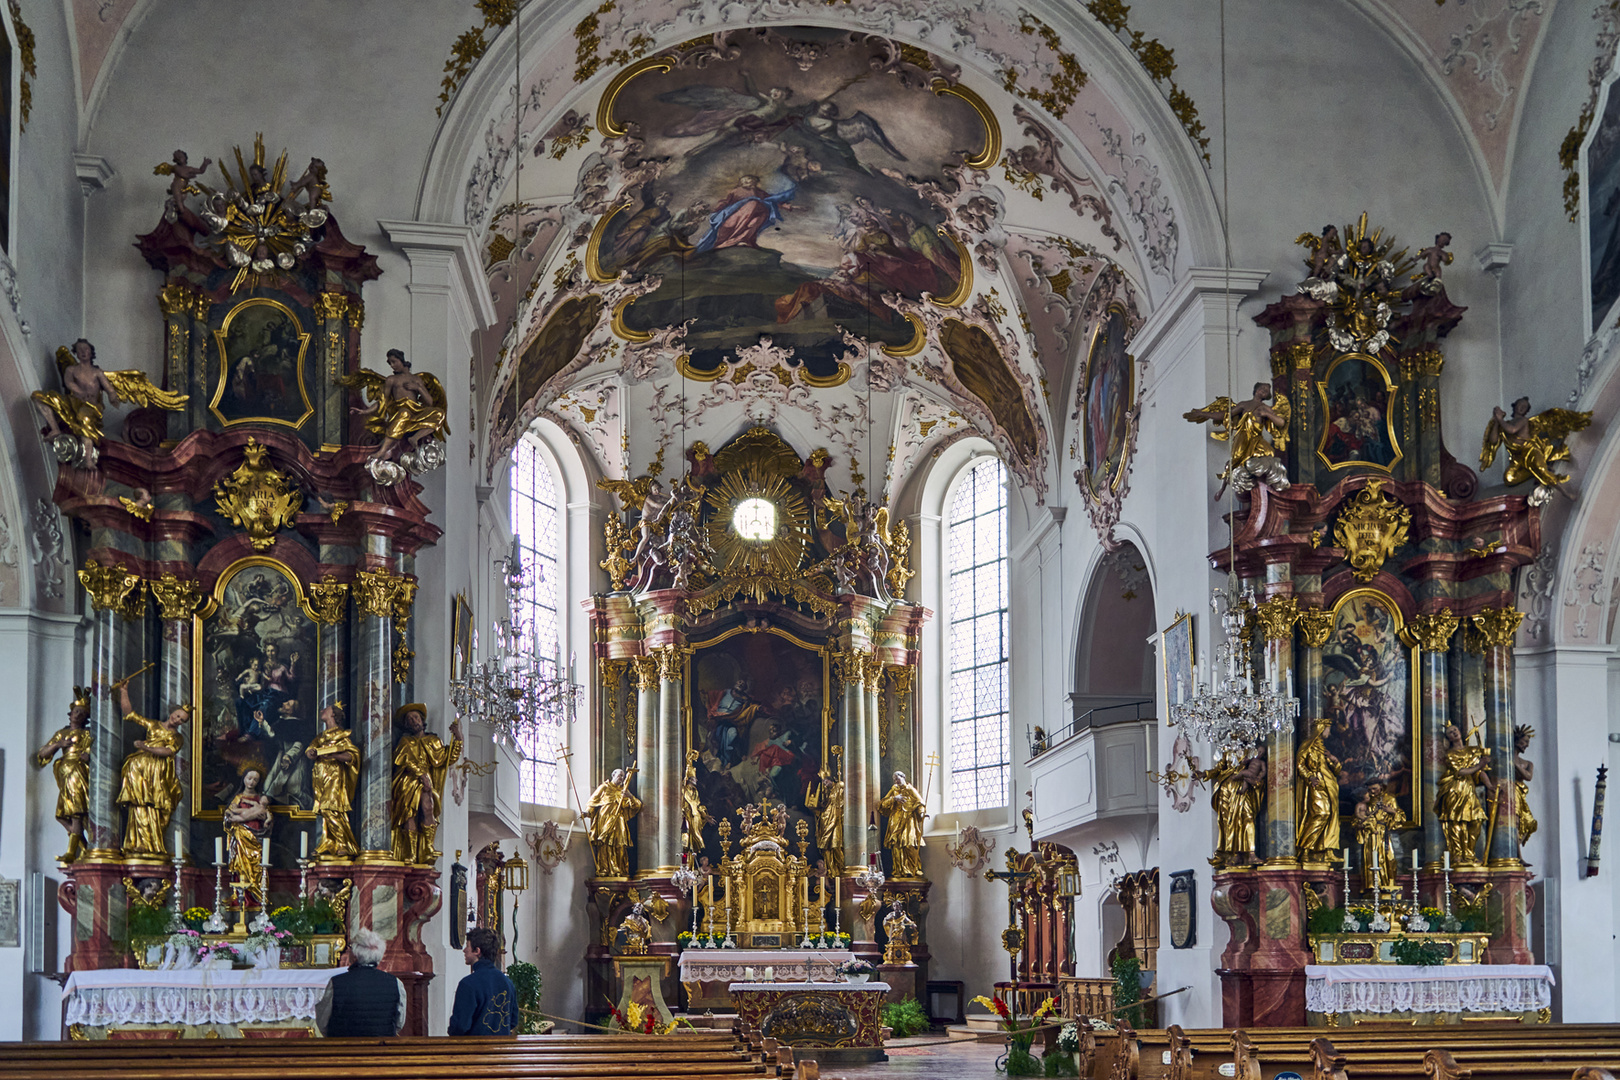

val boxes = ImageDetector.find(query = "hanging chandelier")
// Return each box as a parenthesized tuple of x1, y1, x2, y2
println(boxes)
(1169, 574, 1297, 758)
(449, 541, 582, 746)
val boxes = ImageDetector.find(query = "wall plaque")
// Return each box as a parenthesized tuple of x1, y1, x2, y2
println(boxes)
(0, 877, 19, 947)
(1168, 870, 1196, 949)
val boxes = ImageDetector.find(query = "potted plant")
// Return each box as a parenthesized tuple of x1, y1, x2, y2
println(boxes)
(199, 941, 242, 970)
(1049, 1022, 1083, 1076)
(837, 958, 877, 984)
(243, 922, 293, 969)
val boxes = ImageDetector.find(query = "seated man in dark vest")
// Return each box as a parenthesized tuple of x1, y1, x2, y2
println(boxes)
(315, 926, 407, 1036)
(449, 926, 519, 1036)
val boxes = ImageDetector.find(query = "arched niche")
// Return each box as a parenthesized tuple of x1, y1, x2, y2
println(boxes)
(1072, 539, 1156, 726)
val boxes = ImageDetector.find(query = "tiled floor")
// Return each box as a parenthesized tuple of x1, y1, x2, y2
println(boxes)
(830, 1034, 1009, 1079)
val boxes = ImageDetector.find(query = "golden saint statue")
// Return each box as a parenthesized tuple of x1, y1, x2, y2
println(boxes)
(1479, 397, 1593, 499)
(879, 771, 926, 878)
(223, 769, 274, 901)
(1512, 725, 1537, 846)
(306, 704, 360, 859)
(806, 765, 845, 877)
(1295, 718, 1342, 866)
(584, 765, 642, 878)
(679, 750, 708, 855)
(342, 350, 450, 465)
(35, 686, 95, 862)
(1352, 783, 1407, 892)
(1436, 724, 1492, 869)
(389, 705, 461, 864)
(1203, 751, 1266, 869)
(115, 682, 188, 860)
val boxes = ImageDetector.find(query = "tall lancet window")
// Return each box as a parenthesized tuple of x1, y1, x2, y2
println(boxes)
(947, 456, 1010, 811)
(511, 437, 562, 804)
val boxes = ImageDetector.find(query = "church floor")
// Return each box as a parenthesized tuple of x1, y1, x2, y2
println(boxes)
(833, 1034, 1004, 1078)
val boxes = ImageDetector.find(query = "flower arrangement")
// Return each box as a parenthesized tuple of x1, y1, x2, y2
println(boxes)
(167, 929, 201, 948)
(198, 941, 242, 965)
(971, 993, 1058, 1076)
(1046, 1021, 1083, 1076)
(1389, 935, 1448, 967)
(677, 931, 721, 949)
(609, 1000, 691, 1035)
(837, 958, 877, 977)
(244, 922, 294, 950)
(182, 907, 211, 933)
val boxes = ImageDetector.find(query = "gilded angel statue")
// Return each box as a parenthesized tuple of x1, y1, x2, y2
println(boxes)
(1479, 397, 1593, 504)
(1183, 381, 1291, 498)
(341, 349, 449, 477)
(31, 340, 188, 469)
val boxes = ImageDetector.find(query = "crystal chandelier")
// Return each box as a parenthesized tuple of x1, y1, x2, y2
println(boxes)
(449, 541, 582, 747)
(1169, 574, 1297, 758)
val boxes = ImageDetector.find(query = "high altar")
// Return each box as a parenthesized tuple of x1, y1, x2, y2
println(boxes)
(35, 138, 454, 1034)
(582, 426, 933, 1022)
(1186, 217, 1580, 1026)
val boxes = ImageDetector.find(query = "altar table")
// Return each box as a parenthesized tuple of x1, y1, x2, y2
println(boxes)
(63, 967, 340, 1039)
(730, 980, 889, 1065)
(678, 949, 851, 1011)
(1305, 963, 1555, 1026)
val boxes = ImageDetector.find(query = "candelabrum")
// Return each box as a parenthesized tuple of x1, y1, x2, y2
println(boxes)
(203, 858, 228, 934)
(297, 857, 311, 904)
(722, 892, 735, 949)
(800, 897, 816, 948)
(448, 546, 582, 749)
(671, 859, 701, 939)
(1406, 869, 1429, 932)
(1168, 575, 1299, 758)
(1442, 862, 1453, 918)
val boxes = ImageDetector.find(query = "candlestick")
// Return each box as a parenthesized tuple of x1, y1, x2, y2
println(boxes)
(297, 857, 310, 904)
(171, 849, 185, 931)
(203, 860, 228, 934)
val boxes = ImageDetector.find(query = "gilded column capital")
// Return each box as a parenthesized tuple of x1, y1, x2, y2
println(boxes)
(354, 566, 406, 618)
(861, 652, 887, 690)
(1409, 609, 1460, 653)
(78, 558, 145, 619)
(149, 572, 202, 621)
(599, 657, 630, 687)
(391, 578, 418, 621)
(157, 282, 209, 319)
(1296, 606, 1334, 649)
(1253, 595, 1299, 642)
(1472, 607, 1524, 649)
(308, 574, 349, 625)
(652, 643, 685, 682)
(831, 648, 869, 688)
(312, 291, 351, 322)
(885, 664, 917, 696)
(630, 655, 659, 691)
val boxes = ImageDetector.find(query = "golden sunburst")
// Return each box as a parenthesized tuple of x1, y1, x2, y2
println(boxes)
(705, 470, 809, 578)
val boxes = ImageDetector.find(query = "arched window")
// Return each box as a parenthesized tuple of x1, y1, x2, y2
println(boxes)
(947, 456, 1009, 811)
(511, 438, 562, 804)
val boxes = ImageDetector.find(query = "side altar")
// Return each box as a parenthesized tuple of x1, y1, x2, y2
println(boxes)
(580, 427, 934, 1022)
(32, 138, 461, 1035)
(1181, 218, 1585, 1025)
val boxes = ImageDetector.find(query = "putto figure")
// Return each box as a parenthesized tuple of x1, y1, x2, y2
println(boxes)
(390, 705, 462, 865)
(1184, 381, 1292, 498)
(1479, 397, 1594, 504)
(583, 765, 642, 878)
(31, 340, 188, 468)
(343, 350, 450, 479)
(35, 686, 95, 862)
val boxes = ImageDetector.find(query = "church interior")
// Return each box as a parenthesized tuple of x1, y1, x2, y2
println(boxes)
(2, 0, 1620, 1075)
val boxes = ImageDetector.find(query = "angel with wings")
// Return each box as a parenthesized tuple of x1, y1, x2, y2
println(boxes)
(31, 339, 188, 468)
(1183, 381, 1292, 498)
(1479, 396, 1594, 501)
(658, 76, 798, 157)
(341, 349, 449, 465)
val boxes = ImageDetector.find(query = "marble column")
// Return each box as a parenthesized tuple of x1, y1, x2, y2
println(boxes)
(838, 651, 869, 871)
(864, 654, 884, 819)
(78, 562, 148, 859)
(1296, 606, 1333, 725)
(655, 644, 685, 874)
(630, 654, 660, 877)
(354, 561, 399, 857)
(1475, 607, 1524, 866)
(1255, 596, 1297, 867)
(1410, 610, 1460, 868)
(150, 574, 203, 864)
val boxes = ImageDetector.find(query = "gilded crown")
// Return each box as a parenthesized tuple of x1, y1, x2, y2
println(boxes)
(70, 685, 93, 710)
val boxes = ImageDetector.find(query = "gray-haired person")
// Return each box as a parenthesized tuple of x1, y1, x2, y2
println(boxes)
(315, 927, 407, 1036)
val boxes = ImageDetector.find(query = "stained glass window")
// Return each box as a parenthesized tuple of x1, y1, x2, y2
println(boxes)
(947, 457, 1009, 811)
(511, 438, 561, 804)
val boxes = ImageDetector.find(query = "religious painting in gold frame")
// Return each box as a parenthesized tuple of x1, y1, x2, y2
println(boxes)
(1316, 352, 1402, 472)
(451, 592, 475, 682)
(209, 297, 315, 429)
(192, 556, 323, 821)
(1080, 301, 1136, 497)
(1321, 587, 1421, 826)
(684, 627, 830, 859)
(1159, 610, 1193, 714)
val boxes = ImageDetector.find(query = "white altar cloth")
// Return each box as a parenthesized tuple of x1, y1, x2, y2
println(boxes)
(63, 968, 342, 1027)
(678, 949, 852, 984)
(1305, 964, 1555, 1015)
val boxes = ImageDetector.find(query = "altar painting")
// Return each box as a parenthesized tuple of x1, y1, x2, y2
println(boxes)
(687, 630, 828, 855)
(193, 558, 320, 817)
(1589, 79, 1620, 328)
(593, 29, 987, 379)
(1321, 590, 1415, 821)
(1080, 302, 1134, 495)
(1317, 353, 1399, 470)
(209, 298, 313, 428)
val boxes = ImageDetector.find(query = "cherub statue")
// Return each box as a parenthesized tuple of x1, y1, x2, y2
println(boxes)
(1183, 381, 1292, 498)
(1299, 223, 1342, 284)
(31, 340, 189, 468)
(1409, 231, 1453, 295)
(153, 149, 213, 210)
(284, 158, 331, 221)
(1479, 397, 1594, 504)
(341, 349, 450, 474)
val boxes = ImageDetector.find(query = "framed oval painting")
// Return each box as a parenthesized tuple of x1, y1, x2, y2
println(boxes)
(1080, 302, 1135, 496)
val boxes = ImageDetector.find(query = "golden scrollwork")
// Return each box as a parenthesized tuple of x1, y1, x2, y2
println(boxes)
(354, 566, 409, 619)
(861, 652, 887, 690)
(600, 516, 635, 590)
(312, 292, 350, 323)
(78, 559, 145, 619)
(158, 283, 210, 319)
(1297, 606, 1334, 649)
(308, 574, 349, 625)
(652, 643, 685, 682)
(831, 649, 868, 689)
(629, 654, 659, 692)
(1332, 479, 1411, 582)
(1472, 607, 1524, 650)
(684, 575, 838, 619)
(886, 518, 915, 596)
(1409, 609, 1460, 653)
(213, 438, 305, 551)
(599, 658, 629, 729)
(149, 573, 202, 621)
(1253, 595, 1299, 642)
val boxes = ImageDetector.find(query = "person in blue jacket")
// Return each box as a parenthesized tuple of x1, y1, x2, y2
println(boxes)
(448, 926, 519, 1036)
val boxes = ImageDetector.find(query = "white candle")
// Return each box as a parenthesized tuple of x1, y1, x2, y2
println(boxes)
(1413, 850, 1420, 872)
(300, 832, 309, 859)
(174, 828, 185, 858)
(215, 837, 224, 865)
(1342, 846, 1350, 865)
(1443, 850, 1450, 871)
(1286, 668, 1294, 701)
(1372, 846, 1379, 871)
(261, 838, 271, 865)
(835, 876, 840, 907)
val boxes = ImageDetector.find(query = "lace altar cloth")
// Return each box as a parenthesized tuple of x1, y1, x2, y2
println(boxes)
(678, 949, 852, 984)
(1305, 964, 1555, 1015)
(63, 968, 341, 1027)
